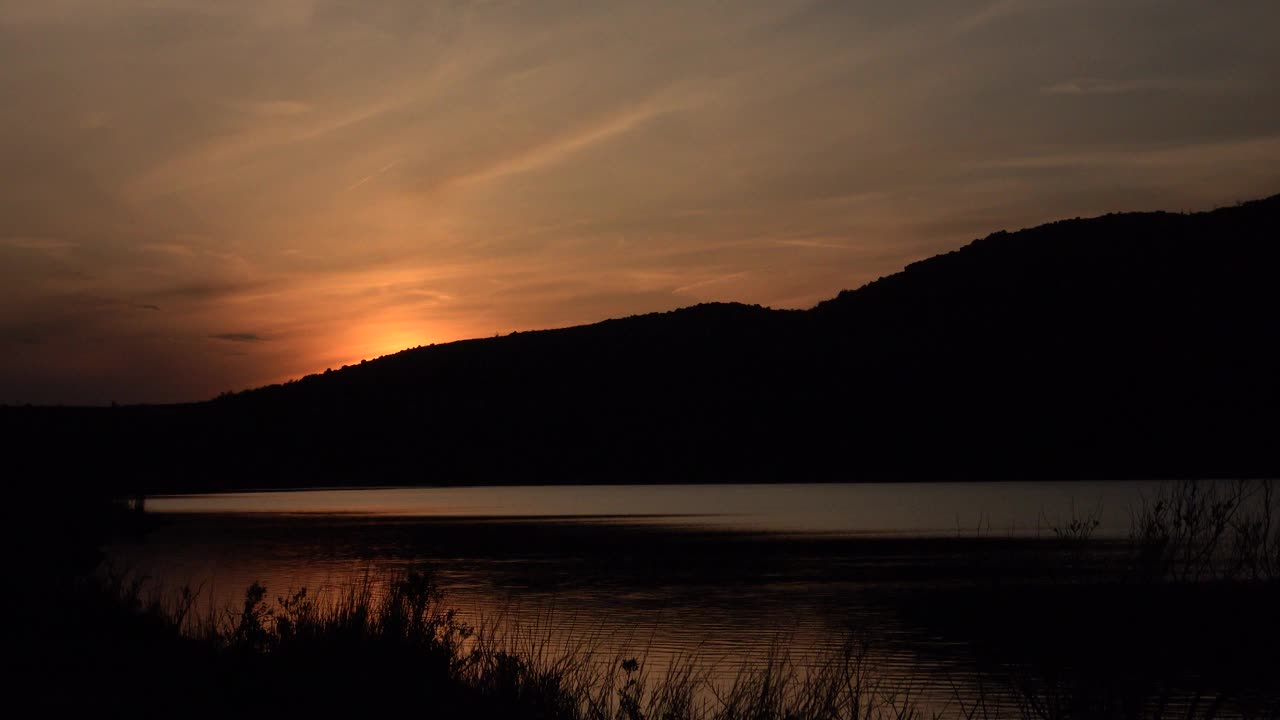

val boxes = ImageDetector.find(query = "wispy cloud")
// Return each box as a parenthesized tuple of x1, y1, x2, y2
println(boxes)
(124, 95, 412, 201)
(3, 0, 1279, 403)
(345, 159, 400, 192)
(956, 0, 1055, 33)
(237, 100, 313, 117)
(450, 99, 682, 188)
(142, 243, 196, 257)
(673, 272, 749, 296)
(777, 238, 852, 250)
(1042, 79, 1141, 96)
(0, 237, 78, 252)
(1040, 77, 1221, 96)
(981, 134, 1280, 172)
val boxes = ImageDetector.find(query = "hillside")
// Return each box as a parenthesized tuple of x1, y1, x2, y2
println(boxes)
(6, 195, 1279, 492)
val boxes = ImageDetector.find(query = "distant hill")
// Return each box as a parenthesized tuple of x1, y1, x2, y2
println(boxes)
(7, 195, 1279, 493)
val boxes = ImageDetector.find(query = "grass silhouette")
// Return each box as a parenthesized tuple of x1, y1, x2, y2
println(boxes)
(14, 480, 1280, 718)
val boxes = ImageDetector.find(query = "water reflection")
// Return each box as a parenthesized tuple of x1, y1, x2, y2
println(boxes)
(110, 481, 1273, 715)
(108, 513, 987, 710)
(146, 481, 1169, 536)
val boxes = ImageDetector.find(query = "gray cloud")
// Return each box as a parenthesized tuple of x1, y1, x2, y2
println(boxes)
(210, 332, 268, 343)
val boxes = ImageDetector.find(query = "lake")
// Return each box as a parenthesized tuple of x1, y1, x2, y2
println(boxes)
(109, 480, 1263, 715)
(140, 481, 1163, 536)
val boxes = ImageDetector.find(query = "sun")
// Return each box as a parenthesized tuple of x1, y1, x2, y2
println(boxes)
(319, 318, 436, 371)
(364, 327, 430, 360)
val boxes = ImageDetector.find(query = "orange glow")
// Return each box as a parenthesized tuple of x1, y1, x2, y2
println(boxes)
(3, 1, 1279, 404)
(355, 326, 434, 362)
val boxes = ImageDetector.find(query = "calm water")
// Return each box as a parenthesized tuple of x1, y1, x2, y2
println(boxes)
(108, 481, 1234, 713)
(143, 481, 1164, 535)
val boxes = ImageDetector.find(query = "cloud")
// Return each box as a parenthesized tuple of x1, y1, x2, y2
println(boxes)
(149, 280, 269, 304)
(1042, 79, 1140, 96)
(0, 237, 78, 252)
(142, 243, 196, 257)
(210, 332, 268, 343)
(672, 272, 750, 296)
(345, 159, 400, 192)
(1039, 77, 1224, 97)
(449, 98, 684, 188)
(979, 134, 1280, 172)
(237, 100, 313, 117)
(122, 95, 413, 202)
(3, 0, 1279, 403)
(956, 0, 1054, 33)
(776, 238, 853, 250)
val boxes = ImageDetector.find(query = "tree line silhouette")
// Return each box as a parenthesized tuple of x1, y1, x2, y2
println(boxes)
(5, 194, 1279, 495)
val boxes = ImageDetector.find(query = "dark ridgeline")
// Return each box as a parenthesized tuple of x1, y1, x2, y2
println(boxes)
(4, 194, 1279, 494)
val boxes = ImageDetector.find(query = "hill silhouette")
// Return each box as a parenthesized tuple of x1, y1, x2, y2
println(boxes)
(6, 195, 1279, 493)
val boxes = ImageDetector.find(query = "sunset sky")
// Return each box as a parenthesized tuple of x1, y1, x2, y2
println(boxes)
(3, 0, 1279, 404)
